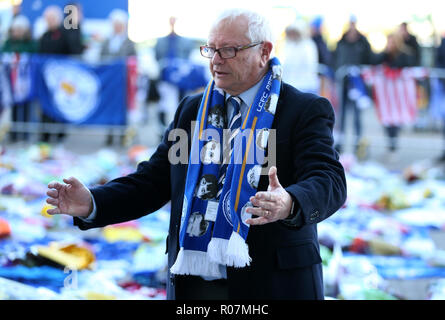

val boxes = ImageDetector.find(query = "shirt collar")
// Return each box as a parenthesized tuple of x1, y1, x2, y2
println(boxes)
(224, 77, 264, 108)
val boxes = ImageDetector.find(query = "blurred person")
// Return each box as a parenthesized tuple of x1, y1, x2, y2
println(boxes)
(280, 19, 319, 94)
(370, 32, 417, 156)
(46, 8, 346, 300)
(38, 5, 82, 55)
(2, 15, 36, 53)
(138, 47, 161, 125)
(100, 9, 136, 146)
(310, 16, 338, 124)
(398, 22, 429, 135)
(373, 32, 416, 68)
(100, 9, 136, 59)
(38, 6, 66, 143)
(155, 16, 193, 128)
(62, 2, 85, 55)
(2, 15, 36, 142)
(437, 35, 445, 69)
(37, 5, 84, 143)
(333, 15, 373, 154)
(398, 22, 421, 66)
(434, 34, 445, 162)
(310, 16, 332, 67)
(154, 16, 194, 67)
(0, 3, 22, 41)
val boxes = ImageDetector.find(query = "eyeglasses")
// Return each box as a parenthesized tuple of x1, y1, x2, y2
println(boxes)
(200, 42, 263, 59)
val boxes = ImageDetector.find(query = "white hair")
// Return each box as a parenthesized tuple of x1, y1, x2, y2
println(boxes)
(11, 15, 30, 31)
(43, 5, 63, 24)
(210, 8, 274, 44)
(109, 9, 129, 25)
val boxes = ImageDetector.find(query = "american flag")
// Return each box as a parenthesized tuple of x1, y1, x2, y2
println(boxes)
(362, 65, 427, 126)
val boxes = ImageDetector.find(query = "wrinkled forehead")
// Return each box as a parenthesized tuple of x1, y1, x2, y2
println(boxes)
(208, 16, 250, 45)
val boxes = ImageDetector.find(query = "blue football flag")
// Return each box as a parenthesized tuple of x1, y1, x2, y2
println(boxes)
(32, 54, 127, 125)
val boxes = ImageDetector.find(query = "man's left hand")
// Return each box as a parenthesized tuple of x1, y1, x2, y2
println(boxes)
(245, 166, 293, 225)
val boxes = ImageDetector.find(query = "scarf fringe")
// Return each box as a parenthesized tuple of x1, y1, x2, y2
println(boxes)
(172, 58, 282, 277)
(207, 237, 228, 265)
(208, 234, 251, 267)
(226, 231, 251, 267)
(170, 248, 223, 278)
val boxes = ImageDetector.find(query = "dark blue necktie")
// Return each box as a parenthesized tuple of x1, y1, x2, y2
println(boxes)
(217, 96, 242, 200)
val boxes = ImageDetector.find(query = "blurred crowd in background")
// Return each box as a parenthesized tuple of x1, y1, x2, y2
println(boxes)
(0, 0, 444, 162)
(2, 0, 445, 301)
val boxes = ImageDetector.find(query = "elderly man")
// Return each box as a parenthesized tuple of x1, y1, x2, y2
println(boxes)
(46, 9, 346, 300)
(38, 5, 84, 142)
(38, 5, 83, 55)
(100, 9, 136, 59)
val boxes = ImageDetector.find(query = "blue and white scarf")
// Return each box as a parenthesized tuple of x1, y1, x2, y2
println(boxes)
(170, 58, 282, 278)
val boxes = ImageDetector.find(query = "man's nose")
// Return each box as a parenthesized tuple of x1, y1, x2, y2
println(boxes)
(212, 51, 224, 64)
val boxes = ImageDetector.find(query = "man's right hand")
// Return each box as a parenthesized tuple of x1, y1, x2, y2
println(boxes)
(46, 177, 93, 218)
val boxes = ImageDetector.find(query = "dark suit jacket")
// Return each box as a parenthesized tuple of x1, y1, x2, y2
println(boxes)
(38, 27, 83, 55)
(74, 82, 347, 300)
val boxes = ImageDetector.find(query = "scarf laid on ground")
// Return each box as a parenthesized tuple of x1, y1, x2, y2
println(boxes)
(170, 57, 282, 278)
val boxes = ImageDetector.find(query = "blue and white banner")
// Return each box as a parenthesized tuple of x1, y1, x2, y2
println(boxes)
(347, 66, 372, 110)
(161, 58, 210, 91)
(32, 55, 127, 125)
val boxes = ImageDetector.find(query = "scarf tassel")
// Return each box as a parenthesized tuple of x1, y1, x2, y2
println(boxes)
(207, 232, 251, 267)
(226, 231, 251, 267)
(170, 248, 223, 278)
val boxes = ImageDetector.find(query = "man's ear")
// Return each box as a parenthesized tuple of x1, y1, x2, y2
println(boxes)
(259, 41, 273, 67)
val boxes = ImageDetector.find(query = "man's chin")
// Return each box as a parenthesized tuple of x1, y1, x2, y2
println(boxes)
(214, 79, 233, 93)
(214, 77, 226, 87)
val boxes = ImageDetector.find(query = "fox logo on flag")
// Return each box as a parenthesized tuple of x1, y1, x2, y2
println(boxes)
(33, 55, 127, 125)
(43, 61, 100, 123)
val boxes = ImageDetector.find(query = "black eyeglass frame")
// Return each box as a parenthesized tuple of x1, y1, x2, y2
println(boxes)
(200, 41, 264, 59)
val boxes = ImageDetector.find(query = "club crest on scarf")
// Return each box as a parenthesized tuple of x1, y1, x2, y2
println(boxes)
(170, 58, 282, 278)
(222, 191, 232, 226)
